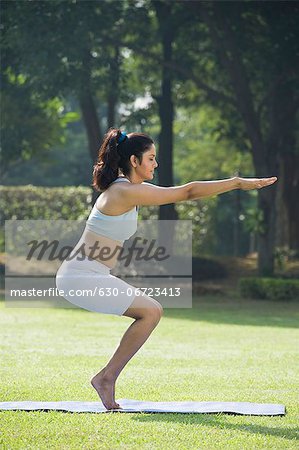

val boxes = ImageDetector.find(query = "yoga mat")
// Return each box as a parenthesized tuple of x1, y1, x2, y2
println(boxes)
(0, 400, 285, 415)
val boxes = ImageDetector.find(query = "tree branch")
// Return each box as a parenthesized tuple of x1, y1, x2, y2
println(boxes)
(201, 3, 266, 170)
(122, 39, 233, 105)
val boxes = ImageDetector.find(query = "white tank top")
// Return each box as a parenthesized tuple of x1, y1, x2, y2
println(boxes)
(85, 177, 138, 243)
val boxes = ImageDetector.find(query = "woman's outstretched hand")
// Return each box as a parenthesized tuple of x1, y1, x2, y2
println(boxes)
(238, 176, 277, 191)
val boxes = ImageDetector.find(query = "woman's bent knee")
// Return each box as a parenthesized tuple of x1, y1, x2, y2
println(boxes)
(148, 302, 163, 324)
(122, 294, 163, 321)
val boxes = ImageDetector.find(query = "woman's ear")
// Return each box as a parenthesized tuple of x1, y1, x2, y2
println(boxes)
(129, 154, 138, 168)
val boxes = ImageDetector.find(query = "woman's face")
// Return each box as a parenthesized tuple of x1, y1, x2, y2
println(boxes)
(132, 145, 158, 181)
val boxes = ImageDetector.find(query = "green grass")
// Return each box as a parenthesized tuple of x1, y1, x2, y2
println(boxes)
(0, 295, 298, 449)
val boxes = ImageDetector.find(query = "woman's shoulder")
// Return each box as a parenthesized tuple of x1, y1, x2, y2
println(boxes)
(96, 178, 135, 214)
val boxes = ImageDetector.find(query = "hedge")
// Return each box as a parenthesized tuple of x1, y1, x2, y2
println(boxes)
(239, 277, 299, 300)
(0, 185, 92, 223)
(0, 186, 93, 252)
(0, 186, 204, 223)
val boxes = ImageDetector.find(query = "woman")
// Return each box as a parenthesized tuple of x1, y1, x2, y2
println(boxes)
(56, 127, 277, 410)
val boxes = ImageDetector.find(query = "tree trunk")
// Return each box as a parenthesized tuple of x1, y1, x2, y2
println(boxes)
(107, 46, 120, 128)
(154, 1, 178, 254)
(154, 1, 178, 222)
(254, 144, 278, 276)
(79, 92, 102, 164)
(277, 86, 299, 253)
(275, 156, 289, 249)
(79, 91, 102, 205)
(257, 185, 277, 275)
(282, 151, 299, 252)
(78, 51, 102, 204)
(202, 3, 279, 275)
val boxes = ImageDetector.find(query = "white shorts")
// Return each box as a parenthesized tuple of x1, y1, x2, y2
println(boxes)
(55, 256, 137, 316)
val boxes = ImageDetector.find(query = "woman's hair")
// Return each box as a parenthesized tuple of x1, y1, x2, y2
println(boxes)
(92, 128, 154, 191)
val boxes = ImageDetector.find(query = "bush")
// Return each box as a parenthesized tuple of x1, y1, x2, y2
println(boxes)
(0, 185, 92, 224)
(0, 185, 93, 253)
(239, 277, 299, 300)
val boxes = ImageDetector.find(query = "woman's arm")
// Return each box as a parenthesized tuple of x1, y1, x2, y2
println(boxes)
(188, 176, 277, 200)
(188, 177, 238, 200)
(121, 176, 277, 207)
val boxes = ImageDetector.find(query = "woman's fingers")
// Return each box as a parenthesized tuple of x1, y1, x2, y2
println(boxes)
(259, 177, 278, 187)
(240, 176, 277, 190)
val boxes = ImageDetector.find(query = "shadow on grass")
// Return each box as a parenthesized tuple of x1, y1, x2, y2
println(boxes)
(130, 413, 297, 442)
(22, 409, 294, 442)
(1, 409, 295, 442)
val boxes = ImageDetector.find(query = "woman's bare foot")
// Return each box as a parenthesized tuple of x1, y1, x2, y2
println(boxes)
(91, 368, 121, 410)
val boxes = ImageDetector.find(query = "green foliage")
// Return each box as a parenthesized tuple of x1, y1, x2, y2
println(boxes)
(239, 277, 299, 301)
(2, 1, 124, 96)
(0, 185, 92, 224)
(2, 124, 92, 187)
(174, 105, 253, 182)
(2, 0, 297, 268)
(138, 199, 215, 256)
(0, 185, 93, 252)
(173, 105, 256, 256)
(243, 202, 266, 235)
(176, 200, 216, 255)
(274, 246, 298, 272)
(1, 70, 79, 178)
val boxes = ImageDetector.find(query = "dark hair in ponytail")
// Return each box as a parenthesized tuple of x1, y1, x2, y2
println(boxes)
(92, 128, 154, 191)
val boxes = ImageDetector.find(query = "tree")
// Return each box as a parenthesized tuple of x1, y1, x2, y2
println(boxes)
(3, 0, 298, 272)
(0, 70, 73, 180)
(1, 0, 126, 168)
(168, 0, 299, 274)
(201, 1, 299, 274)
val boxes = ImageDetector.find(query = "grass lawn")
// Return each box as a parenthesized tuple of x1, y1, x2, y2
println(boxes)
(0, 295, 298, 449)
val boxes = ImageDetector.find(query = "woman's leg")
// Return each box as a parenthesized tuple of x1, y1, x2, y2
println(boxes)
(91, 294, 163, 409)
